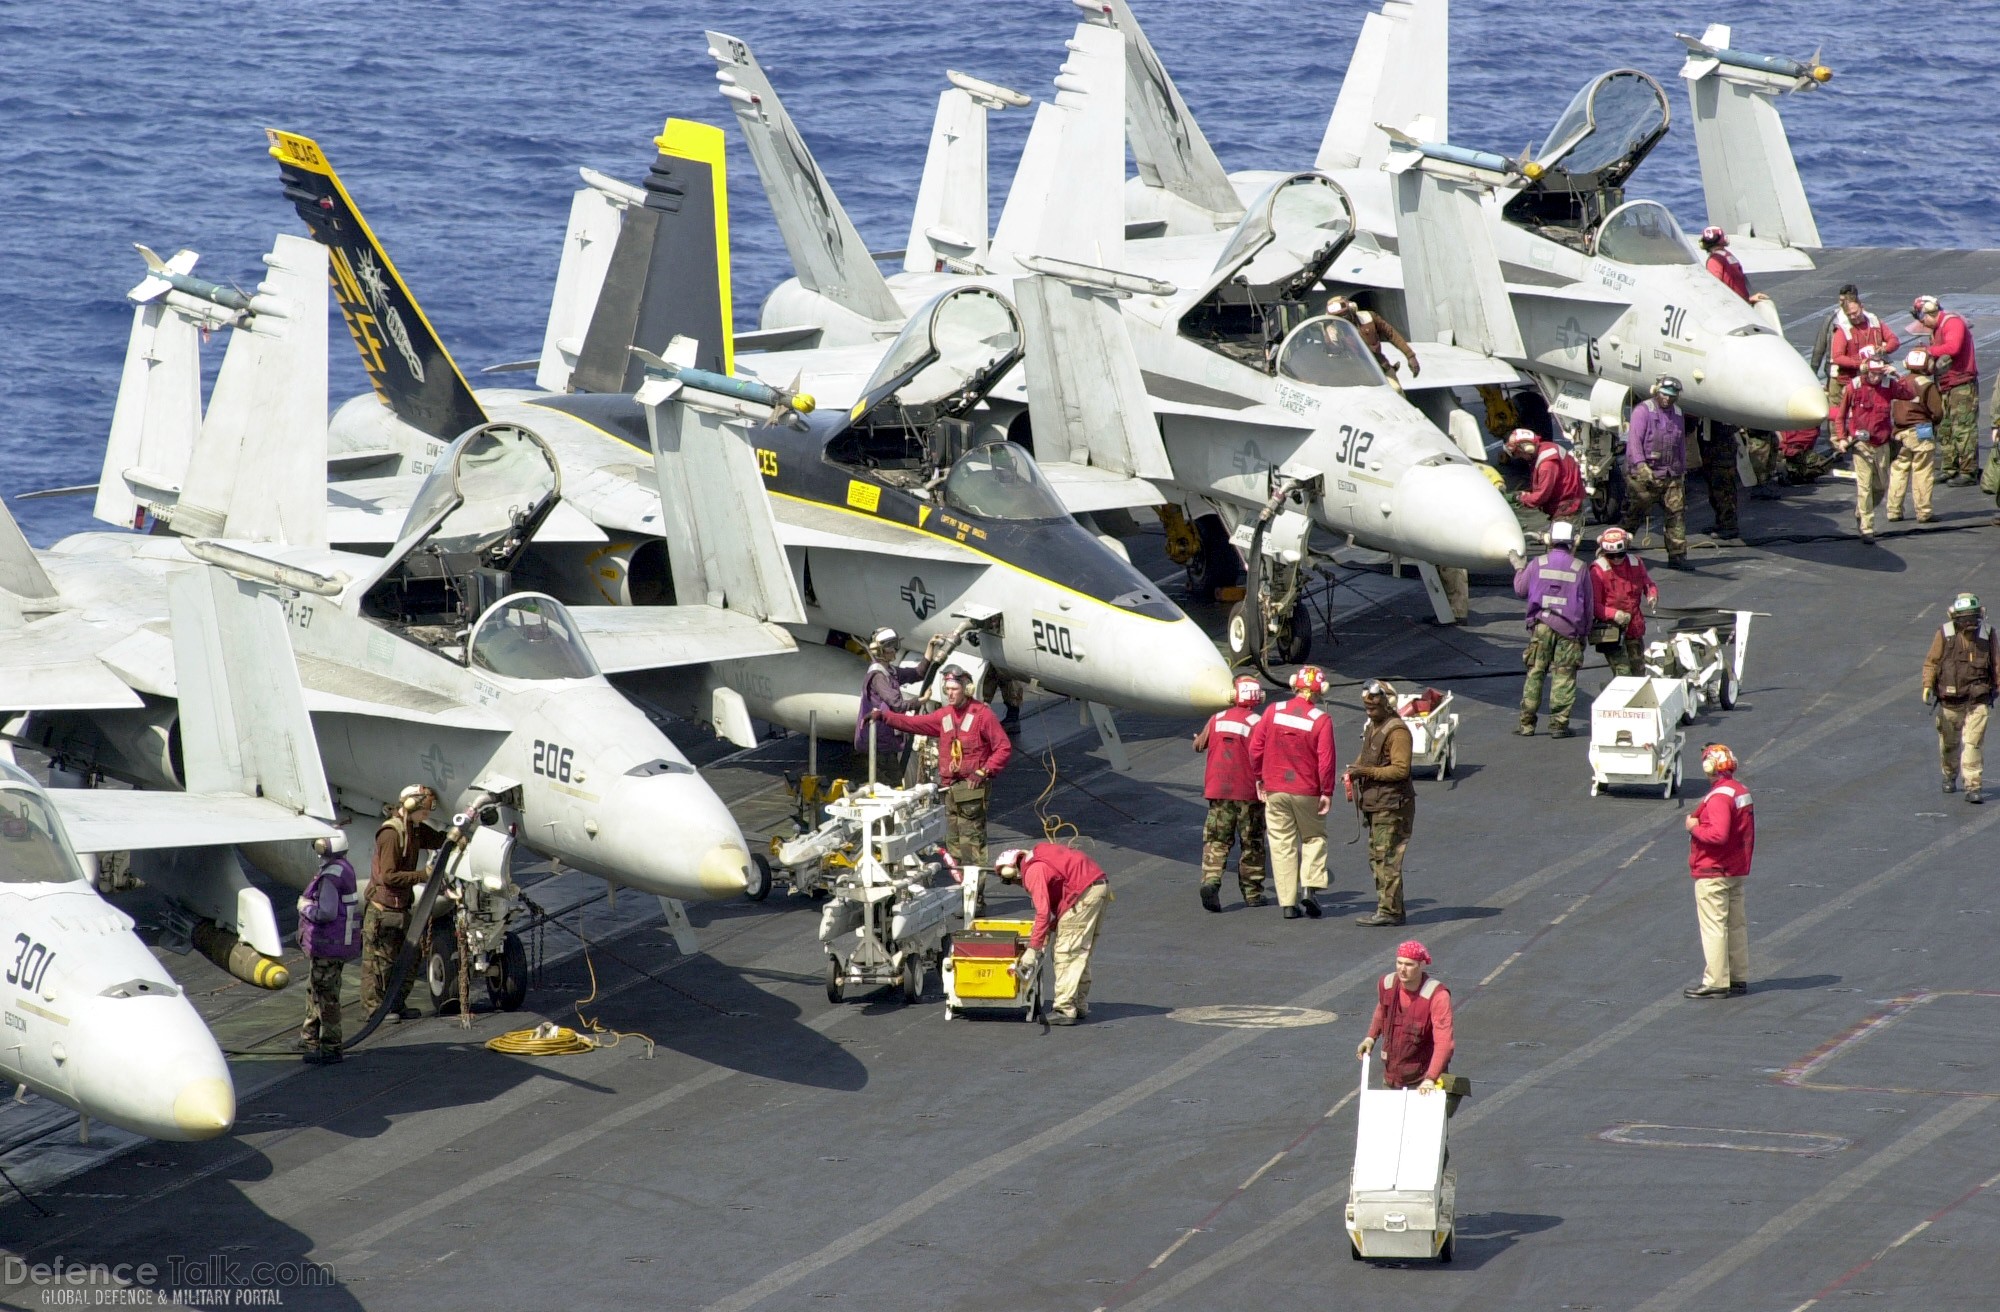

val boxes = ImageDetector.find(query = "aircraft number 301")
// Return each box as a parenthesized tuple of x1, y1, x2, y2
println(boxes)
(6, 934, 55, 993)
(531, 739, 576, 783)
(1335, 424, 1375, 465)
(1033, 619, 1081, 662)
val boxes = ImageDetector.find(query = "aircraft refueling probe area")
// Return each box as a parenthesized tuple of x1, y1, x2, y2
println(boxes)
(7, 1, 2000, 1307)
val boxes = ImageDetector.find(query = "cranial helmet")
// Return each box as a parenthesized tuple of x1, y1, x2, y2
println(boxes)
(1701, 742, 1738, 775)
(1361, 678, 1397, 704)
(868, 626, 899, 650)
(939, 665, 972, 688)
(1233, 675, 1266, 707)
(1949, 593, 1982, 618)
(1913, 294, 1941, 318)
(1597, 526, 1631, 555)
(314, 831, 349, 856)
(399, 784, 438, 812)
(1290, 666, 1328, 696)
(1504, 427, 1541, 456)
(1700, 226, 1727, 247)
(1905, 349, 1930, 372)
(1653, 375, 1683, 398)
(1549, 520, 1576, 546)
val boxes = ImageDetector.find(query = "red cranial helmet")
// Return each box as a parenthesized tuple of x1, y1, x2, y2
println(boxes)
(1289, 666, 1328, 696)
(1233, 675, 1266, 707)
(1504, 427, 1540, 456)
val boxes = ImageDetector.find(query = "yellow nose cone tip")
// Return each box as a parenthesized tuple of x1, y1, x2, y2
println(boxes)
(1189, 665, 1237, 711)
(1811, 66, 1832, 83)
(1787, 385, 1831, 424)
(792, 393, 816, 413)
(698, 843, 754, 898)
(173, 1077, 235, 1138)
(257, 959, 290, 990)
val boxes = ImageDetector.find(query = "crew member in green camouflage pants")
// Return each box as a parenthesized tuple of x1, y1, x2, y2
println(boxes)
(1520, 625, 1585, 735)
(1193, 677, 1269, 912)
(946, 783, 990, 865)
(1347, 681, 1416, 928)
(1623, 465, 1687, 562)
(1696, 421, 1740, 538)
(1201, 801, 1266, 904)
(1912, 296, 1980, 483)
(362, 785, 443, 1020)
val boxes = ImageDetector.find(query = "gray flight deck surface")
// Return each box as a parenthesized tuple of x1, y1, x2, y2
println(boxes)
(5, 243, 2000, 1308)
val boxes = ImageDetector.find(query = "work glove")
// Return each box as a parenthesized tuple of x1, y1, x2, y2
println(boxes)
(1923, 687, 1937, 706)
(1355, 1036, 1375, 1058)
(1507, 550, 1526, 571)
(1614, 610, 1631, 627)
(1015, 948, 1039, 979)
(1418, 1079, 1440, 1092)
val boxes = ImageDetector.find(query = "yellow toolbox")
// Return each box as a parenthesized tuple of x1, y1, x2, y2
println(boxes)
(943, 921, 1045, 1020)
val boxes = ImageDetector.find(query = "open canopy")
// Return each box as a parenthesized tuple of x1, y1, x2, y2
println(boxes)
(1532, 70, 1671, 193)
(850, 287, 1023, 428)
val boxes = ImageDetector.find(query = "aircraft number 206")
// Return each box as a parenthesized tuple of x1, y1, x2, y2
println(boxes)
(531, 739, 576, 783)
(6, 934, 56, 993)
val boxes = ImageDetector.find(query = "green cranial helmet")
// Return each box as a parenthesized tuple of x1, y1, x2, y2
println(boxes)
(1949, 593, 1982, 618)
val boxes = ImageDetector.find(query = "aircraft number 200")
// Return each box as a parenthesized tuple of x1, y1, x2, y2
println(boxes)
(1033, 620, 1081, 662)
(531, 740, 575, 783)
(6, 934, 55, 994)
(1334, 424, 1375, 465)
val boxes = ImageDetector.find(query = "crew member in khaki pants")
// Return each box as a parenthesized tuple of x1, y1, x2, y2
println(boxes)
(1248, 666, 1338, 920)
(1682, 744, 1754, 999)
(996, 845, 1109, 1026)
(1886, 349, 1945, 523)
(1924, 593, 1998, 805)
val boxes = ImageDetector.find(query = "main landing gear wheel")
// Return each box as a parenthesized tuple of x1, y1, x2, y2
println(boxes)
(1185, 514, 1242, 601)
(425, 926, 459, 1015)
(485, 931, 528, 1012)
(745, 853, 773, 902)
(825, 957, 844, 1004)
(1225, 601, 1312, 666)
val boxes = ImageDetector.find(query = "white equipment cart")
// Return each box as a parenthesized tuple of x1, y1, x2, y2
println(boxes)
(1346, 1054, 1456, 1262)
(1645, 609, 1754, 717)
(810, 782, 960, 1004)
(1395, 687, 1460, 779)
(1588, 675, 1689, 798)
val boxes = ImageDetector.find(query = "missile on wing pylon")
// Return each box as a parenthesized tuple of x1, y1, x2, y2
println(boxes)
(128, 243, 289, 321)
(1676, 31, 1832, 88)
(629, 341, 816, 425)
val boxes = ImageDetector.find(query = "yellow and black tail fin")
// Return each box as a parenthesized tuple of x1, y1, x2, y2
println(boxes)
(267, 129, 489, 442)
(570, 119, 734, 393)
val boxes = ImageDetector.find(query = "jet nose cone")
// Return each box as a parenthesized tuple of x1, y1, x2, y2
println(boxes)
(1187, 662, 1236, 712)
(1392, 462, 1524, 570)
(598, 770, 753, 901)
(1785, 383, 1830, 425)
(1704, 335, 1826, 428)
(173, 1076, 236, 1139)
(1078, 612, 1233, 715)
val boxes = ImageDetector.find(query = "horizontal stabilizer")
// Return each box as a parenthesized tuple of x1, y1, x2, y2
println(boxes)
(0, 616, 145, 712)
(1681, 49, 1821, 248)
(770, 497, 983, 562)
(0, 483, 56, 600)
(568, 605, 795, 673)
(1397, 341, 1522, 390)
(48, 790, 332, 855)
(1317, 8, 1396, 171)
(1037, 463, 1165, 514)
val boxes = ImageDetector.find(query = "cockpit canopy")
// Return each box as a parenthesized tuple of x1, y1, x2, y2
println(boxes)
(1591, 201, 1698, 267)
(394, 423, 562, 564)
(941, 442, 1069, 521)
(468, 593, 600, 681)
(0, 779, 85, 885)
(1501, 70, 1673, 247)
(1182, 173, 1357, 373)
(1276, 316, 1388, 389)
(850, 287, 1022, 429)
(1533, 70, 1670, 192)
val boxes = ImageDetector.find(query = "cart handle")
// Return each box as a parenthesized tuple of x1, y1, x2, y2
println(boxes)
(1358, 1048, 1373, 1096)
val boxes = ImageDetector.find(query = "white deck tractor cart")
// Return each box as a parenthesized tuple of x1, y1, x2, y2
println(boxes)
(1395, 686, 1461, 779)
(790, 779, 961, 1005)
(1346, 1053, 1457, 1262)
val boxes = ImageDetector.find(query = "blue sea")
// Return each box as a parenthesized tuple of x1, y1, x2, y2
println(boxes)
(4, 0, 1997, 544)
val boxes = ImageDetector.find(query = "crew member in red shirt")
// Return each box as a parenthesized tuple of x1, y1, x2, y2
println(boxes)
(1356, 939, 1456, 1099)
(1503, 428, 1586, 533)
(871, 664, 1012, 863)
(1588, 527, 1658, 677)
(994, 844, 1108, 1026)
(1697, 227, 1766, 305)
(1835, 350, 1917, 543)
(1912, 294, 1983, 485)
(1248, 665, 1338, 920)
(1827, 286, 1900, 440)
(1683, 743, 1755, 999)
(1193, 675, 1268, 912)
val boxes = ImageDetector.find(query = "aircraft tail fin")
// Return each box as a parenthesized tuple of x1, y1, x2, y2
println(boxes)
(639, 377, 808, 626)
(0, 489, 56, 601)
(707, 32, 903, 323)
(1018, 274, 1172, 483)
(172, 235, 331, 547)
(268, 130, 489, 442)
(94, 255, 206, 531)
(993, 22, 1127, 268)
(536, 179, 628, 392)
(1099, 0, 1241, 219)
(563, 120, 736, 395)
(1317, 6, 1398, 170)
(1326, 0, 1449, 172)
(1389, 153, 1523, 360)
(904, 79, 1015, 274)
(168, 563, 335, 824)
(1679, 27, 1822, 248)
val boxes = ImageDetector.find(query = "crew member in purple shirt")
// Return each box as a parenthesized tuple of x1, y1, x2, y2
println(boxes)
(1621, 375, 1693, 572)
(1510, 520, 1595, 738)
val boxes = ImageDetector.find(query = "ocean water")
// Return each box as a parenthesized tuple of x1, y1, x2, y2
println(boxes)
(3, 0, 1997, 545)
